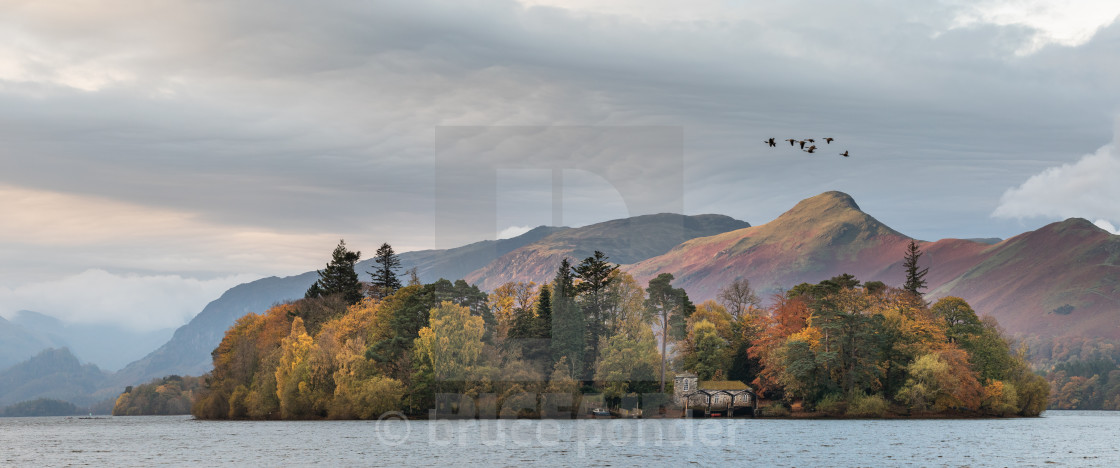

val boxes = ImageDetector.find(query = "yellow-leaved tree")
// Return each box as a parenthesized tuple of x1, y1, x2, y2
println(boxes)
(275, 317, 316, 418)
(414, 301, 485, 394)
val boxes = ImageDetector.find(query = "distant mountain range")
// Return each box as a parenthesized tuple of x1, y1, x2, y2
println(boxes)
(3, 191, 1118, 410)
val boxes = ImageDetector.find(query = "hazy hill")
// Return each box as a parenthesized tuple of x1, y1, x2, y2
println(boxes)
(10, 311, 174, 372)
(0, 315, 63, 371)
(0, 348, 110, 407)
(112, 272, 317, 385)
(465, 213, 750, 290)
(628, 191, 1120, 339)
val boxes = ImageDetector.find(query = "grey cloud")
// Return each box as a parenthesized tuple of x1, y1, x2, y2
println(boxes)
(1, 0, 1118, 292)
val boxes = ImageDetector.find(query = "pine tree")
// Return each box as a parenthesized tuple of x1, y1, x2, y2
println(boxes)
(369, 242, 402, 299)
(645, 273, 694, 392)
(902, 239, 929, 297)
(534, 284, 552, 340)
(550, 259, 584, 380)
(572, 250, 618, 378)
(306, 239, 363, 304)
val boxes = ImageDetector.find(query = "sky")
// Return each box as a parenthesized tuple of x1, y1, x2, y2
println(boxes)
(1, 0, 1118, 331)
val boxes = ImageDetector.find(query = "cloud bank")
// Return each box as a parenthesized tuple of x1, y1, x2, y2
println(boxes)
(993, 122, 1120, 229)
(0, 269, 258, 331)
(1, 1, 1119, 328)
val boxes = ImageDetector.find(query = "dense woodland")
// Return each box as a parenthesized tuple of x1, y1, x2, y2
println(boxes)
(1021, 336, 1120, 410)
(0, 398, 82, 417)
(113, 375, 202, 416)
(189, 240, 1047, 419)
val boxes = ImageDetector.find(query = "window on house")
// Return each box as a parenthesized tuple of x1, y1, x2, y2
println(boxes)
(682, 379, 689, 391)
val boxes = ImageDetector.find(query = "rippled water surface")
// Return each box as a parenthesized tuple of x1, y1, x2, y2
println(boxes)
(2, 411, 1118, 467)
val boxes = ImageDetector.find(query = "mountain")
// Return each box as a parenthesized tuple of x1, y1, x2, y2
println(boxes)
(0, 348, 110, 407)
(112, 225, 568, 386)
(112, 272, 317, 385)
(397, 225, 568, 284)
(10, 311, 174, 372)
(930, 218, 1120, 338)
(628, 191, 1120, 339)
(628, 192, 912, 299)
(0, 315, 63, 371)
(464, 213, 751, 290)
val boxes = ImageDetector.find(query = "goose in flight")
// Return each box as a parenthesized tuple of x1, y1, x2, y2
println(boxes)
(764, 137, 777, 147)
(824, 137, 834, 144)
(840, 150, 850, 157)
(785, 138, 797, 146)
(798, 140, 807, 149)
(804, 145, 817, 154)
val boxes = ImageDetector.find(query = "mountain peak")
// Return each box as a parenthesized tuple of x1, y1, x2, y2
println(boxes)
(771, 191, 868, 228)
(797, 191, 861, 212)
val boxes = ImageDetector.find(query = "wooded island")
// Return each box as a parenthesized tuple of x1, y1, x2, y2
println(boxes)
(168, 240, 1047, 419)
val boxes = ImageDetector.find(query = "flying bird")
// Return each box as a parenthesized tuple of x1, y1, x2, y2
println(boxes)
(804, 146, 817, 154)
(798, 140, 807, 149)
(840, 150, 850, 157)
(824, 137, 834, 144)
(785, 138, 797, 146)
(764, 137, 777, 147)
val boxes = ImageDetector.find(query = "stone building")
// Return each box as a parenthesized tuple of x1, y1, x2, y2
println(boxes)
(673, 373, 757, 416)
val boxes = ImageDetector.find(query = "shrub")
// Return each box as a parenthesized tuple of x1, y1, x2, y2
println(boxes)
(815, 393, 845, 415)
(760, 402, 790, 417)
(847, 393, 889, 417)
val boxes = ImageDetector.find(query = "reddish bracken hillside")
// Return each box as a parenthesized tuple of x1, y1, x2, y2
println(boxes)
(625, 192, 1120, 339)
(626, 191, 915, 298)
(463, 213, 749, 290)
(929, 219, 1120, 338)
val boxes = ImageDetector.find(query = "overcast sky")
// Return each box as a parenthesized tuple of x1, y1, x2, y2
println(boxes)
(1, 0, 1118, 330)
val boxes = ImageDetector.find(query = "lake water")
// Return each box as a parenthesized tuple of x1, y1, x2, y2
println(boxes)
(2, 411, 1118, 467)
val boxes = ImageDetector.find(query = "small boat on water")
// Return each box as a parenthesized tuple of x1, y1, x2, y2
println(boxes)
(590, 408, 611, 418)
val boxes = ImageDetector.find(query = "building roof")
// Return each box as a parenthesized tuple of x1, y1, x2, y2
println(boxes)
(699, 380, 749, 391)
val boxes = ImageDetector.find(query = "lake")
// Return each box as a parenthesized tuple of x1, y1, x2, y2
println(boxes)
(2, 411, 1118, 466)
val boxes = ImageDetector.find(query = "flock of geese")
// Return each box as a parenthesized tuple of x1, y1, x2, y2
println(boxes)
(764, 137, 849, 157)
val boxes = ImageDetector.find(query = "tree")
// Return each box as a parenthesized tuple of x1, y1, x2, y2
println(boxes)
(573, 251, 619, 377)
(594, 320, 660, 401)
(684, 320, 728, 381)
(930, 297, 982, 345)
(645, 273, 695, 392)
(306, 239, 363, 305)
(550, 259, 585, 380)
(902, 239, 929, 297)
(368, 242, 402, 299)
(413, 301, 485, 393)
(718, 277, 761, 318)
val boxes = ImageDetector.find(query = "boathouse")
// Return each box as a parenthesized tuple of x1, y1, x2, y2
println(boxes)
(673, 373, 757, 416)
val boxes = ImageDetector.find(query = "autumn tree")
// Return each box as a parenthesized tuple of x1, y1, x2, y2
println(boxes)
(718, 277, 761, 318)
(645, 273, 695, 392)
(902, 239, 929, 297)
(368, 242, 402, 299)
(683, 320, 728, 381)
(490, 281, 537, 344)
(414, 301, 485, 394)
(306, 239, 363, 305)
(594, 318, 660, 402)
(275, 317, 316, 418)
